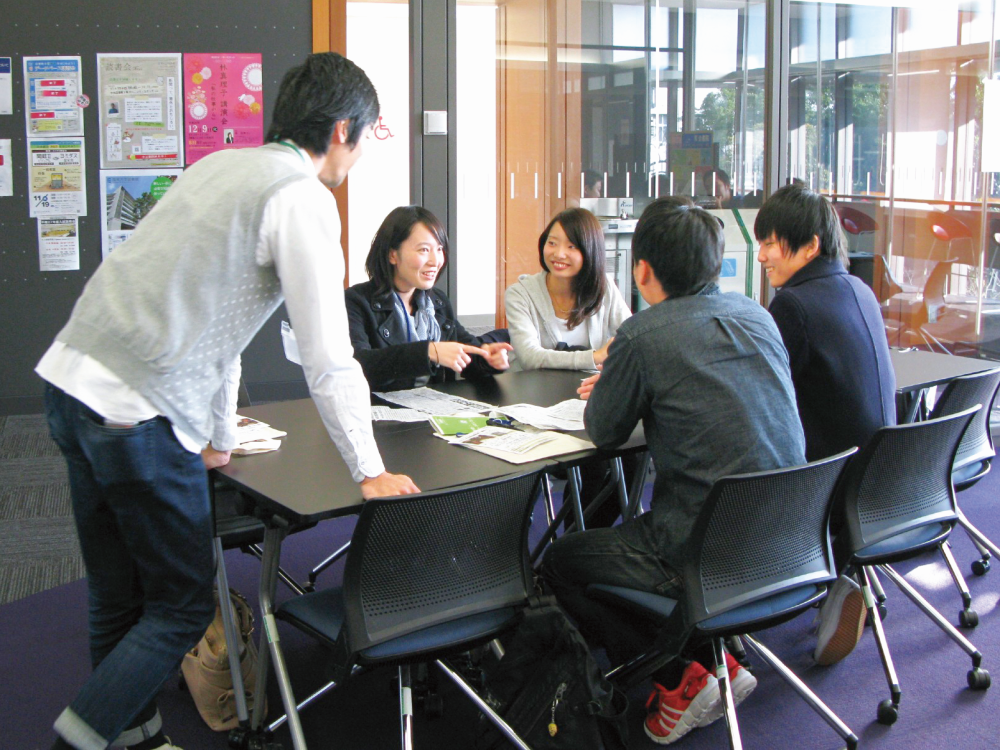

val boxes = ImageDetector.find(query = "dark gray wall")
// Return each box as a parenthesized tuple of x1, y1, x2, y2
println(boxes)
(0, 1, 313, 415)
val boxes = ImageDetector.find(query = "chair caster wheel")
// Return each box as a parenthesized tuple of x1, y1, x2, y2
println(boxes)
(959, 609, 979, 629)
(877, 699, 898, 725)
(968, 668, 991, 691)
(971, 559, 990, 576)
(228, 728, 249, 750)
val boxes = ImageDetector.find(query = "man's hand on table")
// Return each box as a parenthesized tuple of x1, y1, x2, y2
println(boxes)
(202, 446, 232, 469)
(577, 371, 601, 401)
(361, 471, 421, 499)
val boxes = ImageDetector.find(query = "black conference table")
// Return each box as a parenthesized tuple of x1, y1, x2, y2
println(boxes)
(888, 348, 997, 422)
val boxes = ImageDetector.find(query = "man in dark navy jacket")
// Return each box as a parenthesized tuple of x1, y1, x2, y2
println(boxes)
(756, 185, 896, 666)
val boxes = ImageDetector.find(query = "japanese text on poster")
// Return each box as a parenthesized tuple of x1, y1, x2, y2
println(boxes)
(0, 140, 12, 197)
(23, 57, 84, 136)
(1, 58, 12, 115)
(38, 216, 80, 271)
(98, 53, 183, 168)
(28, 138, 86, 217)
(184, 53, 263, 164)
(99, 169, 182, 258)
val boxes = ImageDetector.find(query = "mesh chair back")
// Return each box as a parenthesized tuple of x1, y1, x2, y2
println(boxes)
(341, 471, 541, 654)
(838, 407, 979, 553)
(683, 450, 855, 624)
(929, 368, 1000, 472)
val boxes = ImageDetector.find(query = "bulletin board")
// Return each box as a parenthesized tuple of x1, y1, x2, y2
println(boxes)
(0, 1, 313, 413)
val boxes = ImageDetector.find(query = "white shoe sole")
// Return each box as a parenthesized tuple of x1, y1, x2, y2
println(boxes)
(815, 578, 866, 666)
(699, 667, 757, 728)
(644, 676, 721, 745)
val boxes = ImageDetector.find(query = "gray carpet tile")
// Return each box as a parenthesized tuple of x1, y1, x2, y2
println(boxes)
(0, 556, 86, 605)
(0, 414, 82, 603)
(0, 517, 81, 559)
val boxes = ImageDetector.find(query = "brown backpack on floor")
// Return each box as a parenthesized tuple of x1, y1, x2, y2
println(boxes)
(181, 588, 266, 731)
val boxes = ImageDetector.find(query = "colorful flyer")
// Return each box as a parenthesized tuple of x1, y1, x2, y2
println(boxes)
(97, 53, 183, 169)
(99, 168, 182, 257)
(38, 216, 80, 271)
(23, 57, 84, 136)
(184, 53, 264, 165)
(1, 58, 12, 115)
(28, 138, 86, 217)
(0, 139, 12, 197)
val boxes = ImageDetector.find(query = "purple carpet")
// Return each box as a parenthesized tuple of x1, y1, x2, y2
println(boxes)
(3, 471, 998, 750)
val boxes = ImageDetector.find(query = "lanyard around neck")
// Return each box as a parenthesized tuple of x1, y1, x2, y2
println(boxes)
(277, 139, 306, 163)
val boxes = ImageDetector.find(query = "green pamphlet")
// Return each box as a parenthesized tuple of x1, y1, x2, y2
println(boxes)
(429, 415, 489, 435)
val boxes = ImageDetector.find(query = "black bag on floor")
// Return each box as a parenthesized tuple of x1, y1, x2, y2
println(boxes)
(475, 601, 628, 750)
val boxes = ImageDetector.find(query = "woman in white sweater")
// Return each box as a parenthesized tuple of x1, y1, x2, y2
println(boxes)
(505, 208, 631, 372)
(505, 207, 636, 528)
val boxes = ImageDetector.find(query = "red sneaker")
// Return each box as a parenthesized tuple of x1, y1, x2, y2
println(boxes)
(700, 652, 758, 727)
(644, 661, 720, 745)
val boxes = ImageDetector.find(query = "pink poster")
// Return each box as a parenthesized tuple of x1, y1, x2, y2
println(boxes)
(183, 53, 263, 165)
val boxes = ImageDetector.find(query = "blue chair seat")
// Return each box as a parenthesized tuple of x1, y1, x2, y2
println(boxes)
(277, 588, 519, 662)
(953, 459, 988, 488)
(854, 522, 950, 562)
(587, 583, 825, 633)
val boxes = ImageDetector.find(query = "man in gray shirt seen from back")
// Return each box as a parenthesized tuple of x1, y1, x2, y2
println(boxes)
(543, 198, 805, 746)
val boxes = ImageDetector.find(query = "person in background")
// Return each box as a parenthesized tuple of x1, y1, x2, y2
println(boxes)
(755, 184, 896, 666)
(701, 168, 734, 209)
(505, 207, 635, 527)
(345, 205, 512, 392)
(544, 198, 806, 745)
(583, 169, 604, 199)
(37, 53, 418, 750)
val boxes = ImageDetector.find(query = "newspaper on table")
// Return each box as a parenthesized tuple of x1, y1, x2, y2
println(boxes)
(435, 426, 595, 465)
(371, 406, 431, 423)
(498, 399, 587, 432)
(373, 386, 494, 415)
(232, 415, 286, 456)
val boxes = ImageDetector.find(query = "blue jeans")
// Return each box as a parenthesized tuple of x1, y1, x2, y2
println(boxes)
(44, 384, 216, 749)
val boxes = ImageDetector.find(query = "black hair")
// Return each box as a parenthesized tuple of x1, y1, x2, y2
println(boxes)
(632, 197, 724, 298)
(701, 167, 731, 190)
(366, 206, 448, 295)
(583, 169, 603, 189)
(537, 208, 607, 330)
(753, 184, 846, 265)
(266, 53, 379, 154)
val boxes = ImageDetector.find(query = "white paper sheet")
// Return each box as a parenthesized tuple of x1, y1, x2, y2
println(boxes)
(37, 216, 79, 271)
(371, 406, 431, 423)
(498, 399, 587, 431)
(374, 387, 495, 415)
(435, 426, 595, 464)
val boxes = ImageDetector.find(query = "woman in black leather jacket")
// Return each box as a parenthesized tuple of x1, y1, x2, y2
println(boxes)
(345, 205, 512, 392)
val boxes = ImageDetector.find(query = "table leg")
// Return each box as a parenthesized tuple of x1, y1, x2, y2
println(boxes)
(257, 524, 309, 749)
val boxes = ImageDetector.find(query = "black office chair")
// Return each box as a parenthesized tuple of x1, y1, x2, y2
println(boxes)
(834, 406, 991, 727)
(928, 368, 1000, 581)
(271, 470, 543, 749)
(586, 450, 859, 750)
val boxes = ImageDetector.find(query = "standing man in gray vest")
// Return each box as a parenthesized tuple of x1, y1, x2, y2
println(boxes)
(37, 53, 418, 750)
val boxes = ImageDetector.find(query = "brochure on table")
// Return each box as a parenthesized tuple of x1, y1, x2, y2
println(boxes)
(435, 426, 594, 465)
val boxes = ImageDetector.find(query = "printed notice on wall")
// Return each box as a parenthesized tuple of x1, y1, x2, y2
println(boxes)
(97, 53, 183, 169)
(99, 168, 182, 258)
(38, 216, 80, 271)
(28, 138, 86, 217)
(0, 140, 12, 197)
(0, 58, 12, 115)
(184, 53, 263, 165)
(23, 57, 84, 136)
